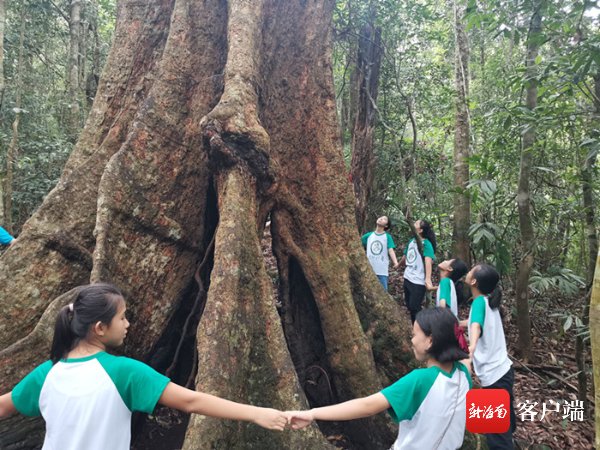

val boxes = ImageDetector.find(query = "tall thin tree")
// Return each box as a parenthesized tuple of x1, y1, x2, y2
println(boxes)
(68, 0, 82, 140)
(452, 0, 471, 264)
(515, 0, 543, 362)
(576, 70, 599, 407)
(590, 248, 600, 448)
(350, 11, 382, 232)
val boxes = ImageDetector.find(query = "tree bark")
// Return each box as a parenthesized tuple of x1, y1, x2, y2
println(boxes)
(0, 0, 5, 110)
(68, 0, 82, 140)
(350, 22, 382, 232)
(576, 71, 599, 408)
(452, 0, 471, 264)
(86, 0, 101, 107)
(583, 71, 600, 286)
(184, 169, 328, 449)
(0, 0, 414, 448)
(591, 248, 600, 448)
(515, 0, 542, 362)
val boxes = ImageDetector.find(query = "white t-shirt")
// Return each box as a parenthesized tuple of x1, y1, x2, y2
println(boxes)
(403, 238, 435, 285)
(468, 295, 512, 386)
(436, 277, 458, 317)
(12, 352, 170, 450)
(362, 231, 396, 276)
(381, 363, 472, 450)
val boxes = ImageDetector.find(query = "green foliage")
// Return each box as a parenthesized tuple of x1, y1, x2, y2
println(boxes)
(1, 0, 116, 230)
(333, 0, 599, 293)
(530, 267, 586, 296)
(552, 311, 589, 343)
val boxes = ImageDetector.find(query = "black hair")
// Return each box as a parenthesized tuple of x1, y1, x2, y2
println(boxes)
(419, 219, 437, 253)
(472, 263, 502, 309)
(416, 308, 469, 363)
(384, 217, 392, 231)
(50, 283, 124, 363)
(449, 259, 468, 305)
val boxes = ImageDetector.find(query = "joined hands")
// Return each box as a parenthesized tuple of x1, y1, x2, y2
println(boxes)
(253, 408, 316, 431)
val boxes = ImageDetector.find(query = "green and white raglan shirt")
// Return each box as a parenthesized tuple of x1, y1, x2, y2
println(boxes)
(381, 363, 472, 450)
(362, 231, 396, 276)
(11, 352, 170, 450)
(436, 277, 458, 317)
(468, 295, 512, 386)
(403, 238, 435, 285)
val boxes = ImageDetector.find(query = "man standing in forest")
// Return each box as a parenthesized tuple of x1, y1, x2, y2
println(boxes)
(0, 226, 15, 246)
(361, 215, 399, 291)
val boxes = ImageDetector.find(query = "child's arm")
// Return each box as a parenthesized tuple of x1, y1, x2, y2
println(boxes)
(158, 382, 288, 430)
(388, 248, 399, 268)
(287, 393, 389, 430)
(0, 392, 17, 418)
(469, 323, 482, 355)
(424, 257, 434, 290)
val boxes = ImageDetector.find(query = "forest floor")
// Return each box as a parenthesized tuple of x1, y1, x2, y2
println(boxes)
(133, 228, 594, 449)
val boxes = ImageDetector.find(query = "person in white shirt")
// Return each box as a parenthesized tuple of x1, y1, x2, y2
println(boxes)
(401, 219, 436, 323)
(286, 307, 472, 450)
(462, 264, 516, 449)
(0, 283, 288, 450)
(361, 215, 400, 291)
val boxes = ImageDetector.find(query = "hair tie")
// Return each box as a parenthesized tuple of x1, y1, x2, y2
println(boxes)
(68, 303, 74, 312)
(454, 323, 469, 353)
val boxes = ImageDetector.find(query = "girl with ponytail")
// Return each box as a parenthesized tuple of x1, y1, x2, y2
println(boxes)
(0, 283, 287, 449)
(463, 264, 516, 449)
(287, 308, 472, 450)
(401, 219, 437, 323)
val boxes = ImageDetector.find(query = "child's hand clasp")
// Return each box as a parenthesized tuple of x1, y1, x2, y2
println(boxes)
(284, 410, 314, 430)
(254, 408, 289, 431)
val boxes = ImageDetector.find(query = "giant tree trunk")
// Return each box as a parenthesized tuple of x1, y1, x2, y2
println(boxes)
(350, 21, 382, 232)
(0, 0, 413, 448)
(515, 0, 542, 362)
(451, 0, 471, 264)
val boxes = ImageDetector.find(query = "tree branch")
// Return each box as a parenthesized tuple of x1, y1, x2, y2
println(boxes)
(48, 0, 70, 24)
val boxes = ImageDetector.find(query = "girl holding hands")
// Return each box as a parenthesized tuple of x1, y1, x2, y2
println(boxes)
(0, 283, 287, 450)
(287, 307, 472, 450)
